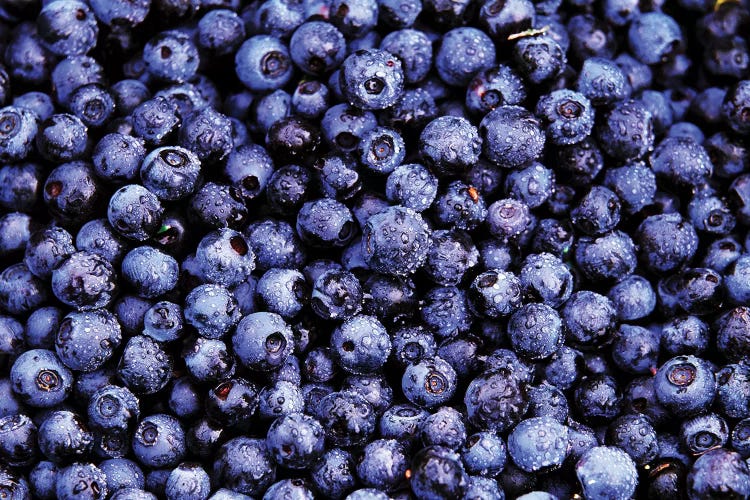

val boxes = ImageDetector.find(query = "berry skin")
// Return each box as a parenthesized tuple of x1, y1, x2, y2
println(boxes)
(340, 49, 404, 110)
(140, 146, 202, 201)
(435, 27, 496, 87)
(596, 100, 655, 162)
(650, 137, 713, 188)
(37, 0, 99, 56)
(687, 448, 750, 500)
(410, 446, 469, 499)
(654, 355, 717, 418)
(419, 116, 481, 177)
(55, 463, 107, 500)
(51, 251, 118, 310)
(362, 205, 431, 276)
(297, 198, 356, 249)
(108, 184, 164, 241)
(536, 90, 594, 146)
(461, 431, 507, 477)
(232, 312, 294, 372)
(132, 414, 186, 469)
(10, 348, 73, 408)
(132, 97, 181, 147)
(433, 180, 488, 231)
(331, 315, 391, 375)
(465, 368, 528, 433)
(508, 303, 563, 360)
(121, 246, 179, 299)
(380, 29, 433, 84)
(402, 356, 457, 408)
(575, 230, 638, 282)
(480, 105, 545, 168)
(508, 416, 569, 473)
(117, 335, 173, 395)
(0, 106, 38, 163)
(575, 447, 638, 500)
(235, 35, 293, 93)
(267, 412, 325, 470)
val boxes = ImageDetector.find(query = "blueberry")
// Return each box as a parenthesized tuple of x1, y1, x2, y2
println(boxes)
(576, 57, 629, 107)
(117, 335, 173, 395)
(508, 416, 568, 473)
(28, 461, 57, 500)
(131, 97, 181, 146)
(575, 230, 637, 282)
(575, 447, 637, 500)
(179, 107, 234, 164)
(55, 309, 122, 373)
(596, 100, 655, 162)
(44, 162, 103, 228)
(311, 448, 357, 498)
(183, 336, 235, 384)
(132, 414, 186, 469)
(433, 180, 488, 231)
(687, 448, 750, 499)
(424, 229, 479, 286)
(650, 136, 713, 188)
(310, 269, 363, 320)
(716, 363, 750, 419)
(87, 384, 139, 431)
(140, 146, 202, 201)
(143, 30, 199, 83)
(143, 301, 184, 343)
(508, 303, 563, 360)
(385, 163, 438, 211)
(10, 349, 73, 408)
(99, 458, 144, 492)
(339, 49, 404, 110)
(380, 29, 432, 84)
(290, 21, 346, 76)
(213, 437, 276, 496)
(329, 314, 390, 375)
(235, 35, 293, 93)
(355, 439, 408, 490)
(246, 219, 307, 271)
(480, 105, 545, 168)
(0, 106, 38, 163)
(607, 274, 656, 321)
(329, 0, 379, 37)
(513, 35, 566, 85)
(37, 0, 99, 56)
(465, 368, 528, 432)
(266, 412, 325, 470)
(410, 446, 468, 499)
(313, 390, 375, 448)
(297, 198, 357, 249)
(636, 213, 698, 274)
(680, 412, 729, 455)
(91, 133, 147, 185)
(0, 162, 43, 213)
(108, 184, 164, 241)
(223, 144, 275, 203)
(38, 410, 93, 462)
(604, 414, 659, 465)
(628, 12, 684, 65)
(292, 80, 331, 120)
(232, 312, 293, 372)
(206, 377, 259, 427)
(0, 414, 37, 467)
(55, 463, 107, 500)
(654, 355, 716, 417)
(197, 9, 246, 56)
(573, 375, 623, 424)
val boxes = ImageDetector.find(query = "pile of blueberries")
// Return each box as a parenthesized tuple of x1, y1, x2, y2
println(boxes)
(4, 0, 750, 498)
